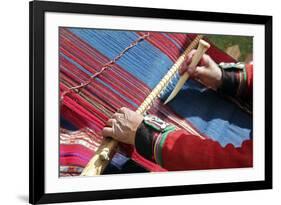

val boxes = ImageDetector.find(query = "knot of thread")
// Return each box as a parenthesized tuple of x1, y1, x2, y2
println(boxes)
(60, 32, 150, 102)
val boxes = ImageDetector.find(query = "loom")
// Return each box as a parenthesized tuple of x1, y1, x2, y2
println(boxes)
(81, 36, 211, 176)
(59, 28, 252, 177)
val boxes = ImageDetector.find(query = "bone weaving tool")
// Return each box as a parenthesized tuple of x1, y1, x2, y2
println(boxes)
(164, 39, 210, 104)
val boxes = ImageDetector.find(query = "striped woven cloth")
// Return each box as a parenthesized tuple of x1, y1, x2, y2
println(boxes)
(59, 28, 252, 176)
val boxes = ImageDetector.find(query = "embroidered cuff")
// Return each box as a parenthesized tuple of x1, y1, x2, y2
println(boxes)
(135, 122, 155, 160)
(135, 115, 176, 165)
(153, 127, 175, 166)
(218, 62, 247, 97)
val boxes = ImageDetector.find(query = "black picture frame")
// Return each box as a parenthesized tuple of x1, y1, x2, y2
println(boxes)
(29, 0, 272, 204)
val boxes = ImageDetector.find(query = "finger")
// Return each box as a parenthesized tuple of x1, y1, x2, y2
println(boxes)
(193, 66, 208, 78)
(112, 113, 124, 120)
(187, 49, 197, 57)
(187, 52, 209, 72)
(106, 119, 116, 127)
(198, 54, 210, 67)
(102, 127, 114, 137)
(180, 65, 196, 77)
(179, 52, 193, 76)
(187, 65, 196, 76)
(181, 49, 203, 76)
(187, 50, 207, 74)
(117, 107, 128, 114)
(179, 64, 189, 76)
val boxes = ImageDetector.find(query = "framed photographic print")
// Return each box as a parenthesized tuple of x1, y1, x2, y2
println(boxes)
(29, 0, 272, 204)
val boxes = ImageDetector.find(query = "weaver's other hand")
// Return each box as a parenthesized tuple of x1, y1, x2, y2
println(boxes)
(179, 49, 222, 90)
(102, 107, 143, 145)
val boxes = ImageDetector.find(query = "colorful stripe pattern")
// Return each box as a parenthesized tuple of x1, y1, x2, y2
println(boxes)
(59, 28, 252, 175)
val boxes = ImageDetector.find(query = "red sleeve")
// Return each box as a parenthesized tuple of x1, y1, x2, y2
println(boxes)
(159, 130, 252, 171)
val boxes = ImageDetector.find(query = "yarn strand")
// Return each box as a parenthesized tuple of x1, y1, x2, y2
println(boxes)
(60, 33, 150, 101)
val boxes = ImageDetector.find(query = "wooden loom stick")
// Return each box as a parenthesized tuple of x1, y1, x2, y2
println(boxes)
(81, 35, 204, 176)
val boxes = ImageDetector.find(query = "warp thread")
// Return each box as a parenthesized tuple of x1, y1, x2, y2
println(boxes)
(60, 32, 150, 102)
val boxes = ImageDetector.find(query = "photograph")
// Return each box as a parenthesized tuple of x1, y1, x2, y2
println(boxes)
(29, 1, 272, 203)
(59, 27, 253, 177)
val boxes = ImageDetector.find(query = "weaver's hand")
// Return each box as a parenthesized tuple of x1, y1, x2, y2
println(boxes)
(179, 49, 222, 90)
(102, 107, 143, 145)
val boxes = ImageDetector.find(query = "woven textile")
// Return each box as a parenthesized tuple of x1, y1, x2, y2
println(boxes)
(59, 28, 252, 176)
